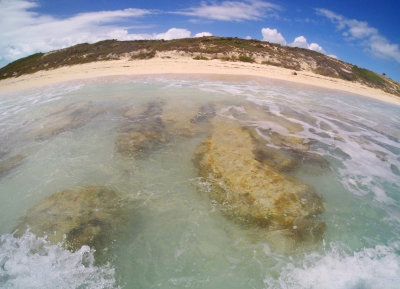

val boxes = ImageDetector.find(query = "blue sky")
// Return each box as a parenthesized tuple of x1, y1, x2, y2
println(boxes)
(1, 0, 399, 81)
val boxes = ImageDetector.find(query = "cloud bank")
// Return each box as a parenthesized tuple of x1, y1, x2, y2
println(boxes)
(261, 27, 326, 54)
(316, 8, 400, 63)
(0, 0, 152, 64)
(175, 0, 280, 22)
(0, 0, 202, 67)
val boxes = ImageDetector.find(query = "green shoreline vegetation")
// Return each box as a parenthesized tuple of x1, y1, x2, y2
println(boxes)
(1, 36, 399, 96)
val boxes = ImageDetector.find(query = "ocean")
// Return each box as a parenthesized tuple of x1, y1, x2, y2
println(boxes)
(0, 75, 399, 289)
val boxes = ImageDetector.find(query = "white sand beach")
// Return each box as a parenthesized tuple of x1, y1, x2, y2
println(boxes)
(1, 56, 399, 106)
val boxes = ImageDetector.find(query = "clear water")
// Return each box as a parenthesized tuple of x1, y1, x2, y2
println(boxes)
(0, 75, 399, 289)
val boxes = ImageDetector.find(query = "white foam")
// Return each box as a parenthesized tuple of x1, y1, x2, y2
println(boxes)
(245, 89, 400, 205)
(0, 83, 84, 124)
(0, 231, 118, 289)
(198, 82, 246, 95)
(264, 243, 400, 289)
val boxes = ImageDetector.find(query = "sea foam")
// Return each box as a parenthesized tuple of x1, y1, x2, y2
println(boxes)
(0, 231, 118, 289)
(264, 243, 400, 289)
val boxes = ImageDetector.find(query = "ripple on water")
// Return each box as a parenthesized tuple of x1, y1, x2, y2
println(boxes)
(0, 76, 399, 288)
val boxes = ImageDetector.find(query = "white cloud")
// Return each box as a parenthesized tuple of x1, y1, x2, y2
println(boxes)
(291, 36, 308, 49)
(328, 54, 338, 59)
(0, 0, 156, 66)
(194, 32, 213, 37)
(290, 35, 325, 53)
(261, 28, 325, 54)
(346, 20, 377, 39)
(156, 28, 191, 40)
(175, 0, 280, 22)
(91, 27, 191, 42)
(261, 28, 286, 45)
(245, 36, 252, 40)
(309, 43, 325, 53)
(0, 1, 196, 66)
(316, 8, 400, 63)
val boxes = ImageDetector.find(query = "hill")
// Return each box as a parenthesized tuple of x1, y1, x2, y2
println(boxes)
(1, 37, 399, 96)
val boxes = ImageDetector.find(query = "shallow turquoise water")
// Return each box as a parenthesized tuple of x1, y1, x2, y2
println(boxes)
(0, 75, 399, 289)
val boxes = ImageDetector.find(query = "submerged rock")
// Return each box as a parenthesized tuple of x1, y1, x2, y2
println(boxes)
(15, 186, 129, 252)
(116, 101, 167, 157)
(29, 101, 103, 140)
(194, 119, 325, 248)
(224, 103, 304, 134)
(253, 144, 299, 172)
(285, 148, 330, 170)
(248, 126, 329, 174)
(161, 100, 200, 137)
(190, 103, 216, 124)
(255, 128, 310, 151)
(218, 102, 330, 174)
(162, 99, 216, 138)
(279, 106, 318, 127)
(116, 100, 216, 157)
(0, 154, 25, 177)
(162, 101, 216, 137)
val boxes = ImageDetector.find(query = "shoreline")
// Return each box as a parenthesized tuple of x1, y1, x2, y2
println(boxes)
(1, 57, 399, 106)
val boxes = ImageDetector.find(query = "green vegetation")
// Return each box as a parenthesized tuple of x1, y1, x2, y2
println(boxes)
(262, 60, 301, 71)
(0, 53, 44, 79)
(131, 50, 156, 60)
(238, 55, 255, 63)
(0, 36, 399, 96)
(193, 55, 209, 60)
(352, 65, 385, 86)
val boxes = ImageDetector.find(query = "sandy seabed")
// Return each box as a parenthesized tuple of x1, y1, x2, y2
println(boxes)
(1, 56, 399, 106)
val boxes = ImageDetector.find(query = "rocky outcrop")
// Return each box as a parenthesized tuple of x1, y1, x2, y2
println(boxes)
(249, 127, 329, 172)
(221, 103, 329, 172)
(194, 118, 325, 247)
(29, 101, 103, 140)
(116, 100, 216, 157)
(115, 101, 167, 157)
(190, 103, 216, 124)
(0, 154, 25, 177)
(15, 186, 130, 253)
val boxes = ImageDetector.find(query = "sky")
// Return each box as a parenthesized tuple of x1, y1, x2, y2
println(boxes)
(1, 0, 399, 82)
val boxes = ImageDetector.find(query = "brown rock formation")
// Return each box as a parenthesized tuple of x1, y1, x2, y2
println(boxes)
(194, 118, 325, 247)
(29, 101, 103, 140)
(0, 154, 25, 177)
(15, 186, 129, 252)
(116, 100, 216, 157)
(115, 101, 167, 157)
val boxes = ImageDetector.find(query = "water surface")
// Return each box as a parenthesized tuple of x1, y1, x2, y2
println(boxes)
(0, 75, 399, 289)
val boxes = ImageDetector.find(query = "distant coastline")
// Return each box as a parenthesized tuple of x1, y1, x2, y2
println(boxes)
(1, 56, 400, 106)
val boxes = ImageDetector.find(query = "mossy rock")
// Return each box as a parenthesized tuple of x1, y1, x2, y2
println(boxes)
(116, 100, 216, 156)
(194, 118, 325, 246)
(116, 101, 167, 157)
(15, 186, 130, 252)
(29, 101, 103, 140)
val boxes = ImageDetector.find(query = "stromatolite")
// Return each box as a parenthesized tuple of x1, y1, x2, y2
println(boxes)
(194, 118, 325, 247)
(116, 101, 167, 156)
(15, 185, 130, 252)
(116, 100, 216, 157)
(29, 101, 103, 140)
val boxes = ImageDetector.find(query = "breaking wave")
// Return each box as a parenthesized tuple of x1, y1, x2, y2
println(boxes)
(0, 231, 118, 289)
